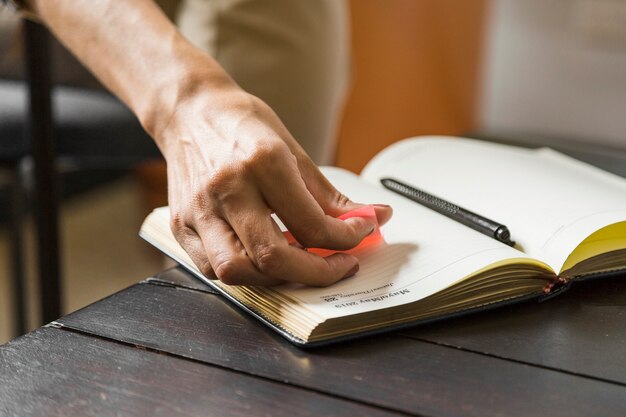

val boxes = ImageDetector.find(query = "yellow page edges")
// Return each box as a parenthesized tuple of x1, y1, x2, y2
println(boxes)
(561, 221, 626, 273)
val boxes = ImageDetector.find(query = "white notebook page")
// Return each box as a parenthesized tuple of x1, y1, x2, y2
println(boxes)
(361, 136, 626, 272)
(279, 167, 542, 320)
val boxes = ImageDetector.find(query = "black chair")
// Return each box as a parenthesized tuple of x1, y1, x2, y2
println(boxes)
(0, 21, 161, 336)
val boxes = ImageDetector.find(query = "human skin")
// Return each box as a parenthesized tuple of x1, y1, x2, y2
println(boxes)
(25, 0, 393, 286)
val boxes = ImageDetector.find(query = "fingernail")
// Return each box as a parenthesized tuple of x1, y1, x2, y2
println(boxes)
(342, 263, 359, 279)
(373, 204, 391, 208)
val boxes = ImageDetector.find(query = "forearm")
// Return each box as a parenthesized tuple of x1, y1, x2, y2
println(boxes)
(25, 0, 236, 144)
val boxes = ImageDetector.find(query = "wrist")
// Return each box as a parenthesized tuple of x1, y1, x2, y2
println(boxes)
(138, 36, 240, 149)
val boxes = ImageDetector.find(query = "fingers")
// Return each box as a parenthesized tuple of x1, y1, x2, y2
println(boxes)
(178, 211, 359, 287)
(174, 225, 217, 279)
(295, 157, 394, 227)
(176, 219, 285, 287)
(254, 246, 360, 287)
(257, 163, 379, 251)
(222, 196, 360, 286)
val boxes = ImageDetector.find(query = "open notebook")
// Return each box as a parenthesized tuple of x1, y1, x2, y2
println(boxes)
(140, 136, 626, 346)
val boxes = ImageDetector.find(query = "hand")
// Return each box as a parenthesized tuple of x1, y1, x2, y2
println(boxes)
(157, 86, 393, 287)
(28, 0, 393, 287)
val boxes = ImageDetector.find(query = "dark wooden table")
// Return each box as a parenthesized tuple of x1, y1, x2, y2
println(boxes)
(2, 267, 626, 417)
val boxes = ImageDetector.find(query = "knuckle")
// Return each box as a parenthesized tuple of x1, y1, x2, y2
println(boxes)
(296, 225, 328, 248)
(254, 243, 284, 276)
(190, 188, 210, 209)
(169, 210, 187, 233)
(203, 169, 238, 200)
(213, 256, 245, 286)
(246, 141, 291, 172)
(194, 142, 295, 207)
(199, 170, 245, 208)
(334, 192, 352, 210)
(198, 260, 216, 279)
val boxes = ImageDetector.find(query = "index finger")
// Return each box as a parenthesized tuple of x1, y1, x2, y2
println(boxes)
(221, 198, 361, 286)
(257, 164, 377, 251)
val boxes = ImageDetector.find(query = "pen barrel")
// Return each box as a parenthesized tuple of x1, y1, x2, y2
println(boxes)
(454, 208, 505, 239)
(381, 178, 514, 246)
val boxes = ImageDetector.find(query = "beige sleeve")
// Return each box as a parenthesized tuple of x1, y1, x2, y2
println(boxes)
(176, 0, 350, 165)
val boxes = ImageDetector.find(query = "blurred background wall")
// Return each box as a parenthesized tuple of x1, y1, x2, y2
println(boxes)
(479, 0, 626, 150)
(3, 0, 625, 173)
(336, 0, 487, 172)
(338, 0, 626, 172)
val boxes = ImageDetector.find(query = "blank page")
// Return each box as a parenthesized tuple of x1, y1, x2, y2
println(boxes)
(361, 136, 626, 272)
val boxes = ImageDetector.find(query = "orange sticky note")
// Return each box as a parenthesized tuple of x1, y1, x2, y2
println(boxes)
(283, 205, 384, 257)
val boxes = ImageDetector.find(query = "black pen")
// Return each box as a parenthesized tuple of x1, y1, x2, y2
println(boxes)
(381, 177, 515, 246)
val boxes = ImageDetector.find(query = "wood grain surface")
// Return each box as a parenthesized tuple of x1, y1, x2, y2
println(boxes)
(56, 275, 626, 417)
(0, 327, 403, 417)
(401, 271, 626, 384)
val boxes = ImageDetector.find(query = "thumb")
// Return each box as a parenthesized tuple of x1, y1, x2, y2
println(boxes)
(301, 160, 393, 226)
(328, 195, 393, 227)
